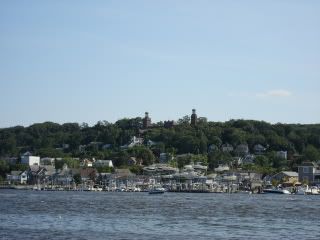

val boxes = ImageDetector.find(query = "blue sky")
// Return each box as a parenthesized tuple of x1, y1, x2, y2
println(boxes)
(0, 1, 319, 127)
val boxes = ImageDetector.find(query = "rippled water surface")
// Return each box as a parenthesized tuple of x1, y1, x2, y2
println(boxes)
(1, 190, 320, 240)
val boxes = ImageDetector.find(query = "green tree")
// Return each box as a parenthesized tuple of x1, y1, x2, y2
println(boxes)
(207, 151, 232, 170)
(177, 115, 191, 125)
(254, 155, 271, 167)
(128, 146, 155, 166)
(0, 160, 10, 178)
(73, 173, 82, 185)
(96, 166, 113, 173)
(129, 165, 143, 175)
(303, 145, 320, 162)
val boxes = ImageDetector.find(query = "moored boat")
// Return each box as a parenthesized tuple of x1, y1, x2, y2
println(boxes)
(149, 186, 165, 194)
(263, 188, 291, 194)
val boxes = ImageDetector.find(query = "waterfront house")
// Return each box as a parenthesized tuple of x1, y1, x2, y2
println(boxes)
(9, 170, 27, 184)
(7, 171, 22, 184)
(97, 172, 112, 186)
(270, 171, 298, 184)
(42, 165, 56, 184)
(20, 170, 28, 184)
(111, 169, 136, 189)
(55, 164, 74, 186)
(80, 168, 97, 183)
(228, 171, 258, 190)
(298, 162, 320, 184)
(241, 172, 263, 190)
(27, 166, 47, 185)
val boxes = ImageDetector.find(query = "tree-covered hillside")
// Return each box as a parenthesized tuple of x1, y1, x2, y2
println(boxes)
(0, 118, 320, 173)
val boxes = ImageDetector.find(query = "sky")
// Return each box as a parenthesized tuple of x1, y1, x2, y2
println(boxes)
(0, 1, 320, 127)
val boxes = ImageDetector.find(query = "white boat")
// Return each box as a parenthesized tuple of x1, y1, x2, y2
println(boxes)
(263, 188, 291, 194)
(149, 186, 165, 194)
(306, 186, 319, 195)
(296, 186, 319, 195)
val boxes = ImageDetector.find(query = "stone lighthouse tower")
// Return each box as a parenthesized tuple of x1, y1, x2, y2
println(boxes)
(191, 109, 197, 126)
(143, 112, 151, 129)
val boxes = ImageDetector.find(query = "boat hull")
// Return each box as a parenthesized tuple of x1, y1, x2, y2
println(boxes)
(149, 190, 165, 194)
(263, 189, 291, 194)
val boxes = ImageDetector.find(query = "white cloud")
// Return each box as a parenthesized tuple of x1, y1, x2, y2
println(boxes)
(256, 89, 293, 98)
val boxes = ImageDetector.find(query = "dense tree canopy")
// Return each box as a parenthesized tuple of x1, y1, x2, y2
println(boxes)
(0, 119, 319, 173)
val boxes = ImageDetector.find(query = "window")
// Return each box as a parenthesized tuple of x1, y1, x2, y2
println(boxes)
(303, 167, 309, 173)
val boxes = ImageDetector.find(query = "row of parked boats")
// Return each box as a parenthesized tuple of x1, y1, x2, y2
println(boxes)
(24, 183, 320, 195)
(263, 185, 320, 195)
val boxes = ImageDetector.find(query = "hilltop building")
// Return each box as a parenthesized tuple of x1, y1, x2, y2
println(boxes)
(191, 109, 197, 126)
(143, 112, 151, 129)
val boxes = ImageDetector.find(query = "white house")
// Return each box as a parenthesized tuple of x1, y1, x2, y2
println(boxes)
(21, 152, 40, 166)
(123, 136, 144, 148)
(6, 171, 21, 184)
(20, 171, 28, 184)
(6, 170, 28, 184)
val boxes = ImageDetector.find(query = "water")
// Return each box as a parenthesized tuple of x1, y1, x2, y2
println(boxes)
(1, 190, 320, 240)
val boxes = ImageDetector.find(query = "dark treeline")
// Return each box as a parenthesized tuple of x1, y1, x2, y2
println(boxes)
(1, 117, 320, 173)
